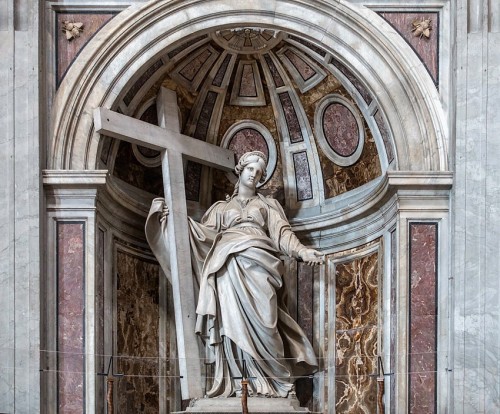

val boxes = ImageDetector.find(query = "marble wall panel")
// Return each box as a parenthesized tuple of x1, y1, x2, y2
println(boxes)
(334, 251, 378, 413)
(179, 49, 213, 82)
(297, 263, 314, 344)
(298, 75, 381, 199)
(292, 151, 313, 201)
(56, 13, 115, 85)
(284, 49, 316, 81)
(185, 162, 203, 202)
(264, 54, 285, 87)
(322, 103, 359, 157)
(95, 228, 105, 414)
(278, 92, 304, 143)
(378, 12, 439, 86)
(212, 54, 232, 87)
(193, 91, 218, 140)
(57, 222, 85, 412)
(390, 230, 397, 414)
(408, 223, 437, 414)
(116, 250, 160, 414)
(239, 64, 258, 97)
(296, 263, 314, 409)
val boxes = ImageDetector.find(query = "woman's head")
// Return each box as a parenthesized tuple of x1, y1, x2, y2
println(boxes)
(235, 151, 268, 183)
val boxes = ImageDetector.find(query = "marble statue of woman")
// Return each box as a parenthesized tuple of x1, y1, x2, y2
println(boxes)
(147, 151, 323, 398)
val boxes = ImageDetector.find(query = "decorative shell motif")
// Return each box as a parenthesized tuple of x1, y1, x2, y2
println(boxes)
(412, 18, 432, 39)
(62, 21, 84, 40)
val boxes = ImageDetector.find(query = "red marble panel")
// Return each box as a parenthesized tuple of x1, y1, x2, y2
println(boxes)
(323, 103, 359, 157)
(185, 161, 203, 201)
(212, 54, 232, 87)
(297, 263, 314, 345)
(409, 223, 437, 414)
(390, 230, 397, 414)
(239, 64, 258, 97)
(264, 54, 285, 87)
(284, 49, 316, 81)
(57, 13, 115, 85)
(193, 91, 218, 140)
(335, 251, 379, 413)
(292, 151, 313, 201)
(228, 128, 269, 161)
(179, 49, 212, 81)
(116, 250, 160, 413)
(95, 227, 105, 413)
(57, 222, 85, 413)
(379, 12, 439, 85)
(278, 92, 304, 143)
(295, 263, 315, 409)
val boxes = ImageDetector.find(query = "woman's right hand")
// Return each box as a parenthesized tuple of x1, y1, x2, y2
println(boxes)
(160, 202, 169, 224)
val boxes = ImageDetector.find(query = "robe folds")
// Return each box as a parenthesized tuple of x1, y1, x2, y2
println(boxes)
(146, 194, 317, 398)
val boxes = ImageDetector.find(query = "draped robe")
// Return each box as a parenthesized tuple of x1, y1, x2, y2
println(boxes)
(146, 194, 317, 397)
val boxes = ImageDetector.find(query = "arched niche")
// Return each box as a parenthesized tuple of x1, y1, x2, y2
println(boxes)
(43, 2, 452, 412)
(49, 0, 448, 173)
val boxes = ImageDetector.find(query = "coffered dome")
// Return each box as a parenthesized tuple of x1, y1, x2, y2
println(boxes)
(99, 28, 392, 219)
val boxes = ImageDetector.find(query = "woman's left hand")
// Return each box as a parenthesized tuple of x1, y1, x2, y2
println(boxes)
(300, 248, 324, 266)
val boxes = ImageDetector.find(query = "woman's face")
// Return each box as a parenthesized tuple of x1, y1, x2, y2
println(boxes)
(240, 160, 264, 190)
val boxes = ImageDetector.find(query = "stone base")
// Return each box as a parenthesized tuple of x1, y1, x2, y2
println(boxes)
(173, 395, 308, 413)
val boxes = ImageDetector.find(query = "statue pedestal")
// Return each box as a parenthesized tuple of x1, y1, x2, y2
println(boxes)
(173, 395, 309, 413)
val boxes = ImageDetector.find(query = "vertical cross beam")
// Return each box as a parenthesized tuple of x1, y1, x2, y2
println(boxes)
(156, 88, 202, 399)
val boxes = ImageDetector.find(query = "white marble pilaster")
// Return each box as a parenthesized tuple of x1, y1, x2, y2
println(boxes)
(453, 0, 500, 412)
(0, 0, 40, 412)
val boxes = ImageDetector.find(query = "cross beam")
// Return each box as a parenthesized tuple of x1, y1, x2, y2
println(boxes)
(94, 88, 235, 400)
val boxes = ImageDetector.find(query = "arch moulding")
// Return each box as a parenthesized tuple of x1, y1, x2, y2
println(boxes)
(49, 0, 448, 173)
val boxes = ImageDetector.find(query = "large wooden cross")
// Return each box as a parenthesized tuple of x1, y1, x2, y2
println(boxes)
(94, 87, 235, 399)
